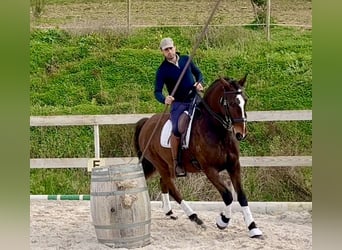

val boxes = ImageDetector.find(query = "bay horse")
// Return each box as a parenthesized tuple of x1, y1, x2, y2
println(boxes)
(134, 75, 262, 238)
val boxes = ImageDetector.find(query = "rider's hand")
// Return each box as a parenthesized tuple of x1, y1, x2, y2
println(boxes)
(165, 95, 175, 105)
(194, 82, 204, 92)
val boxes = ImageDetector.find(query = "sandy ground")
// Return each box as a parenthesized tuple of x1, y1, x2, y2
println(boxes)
(30, 200, 312, 250)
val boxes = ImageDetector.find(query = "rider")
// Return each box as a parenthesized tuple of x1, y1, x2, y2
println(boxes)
(154, 37, 204, 177)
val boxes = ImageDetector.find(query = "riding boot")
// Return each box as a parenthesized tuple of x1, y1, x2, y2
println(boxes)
(170, 135, 186, 177)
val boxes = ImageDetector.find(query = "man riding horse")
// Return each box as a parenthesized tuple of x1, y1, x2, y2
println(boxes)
(154, 37, 204, 177)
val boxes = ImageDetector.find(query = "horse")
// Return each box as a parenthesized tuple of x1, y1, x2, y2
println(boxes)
(134, 75, 263, 238)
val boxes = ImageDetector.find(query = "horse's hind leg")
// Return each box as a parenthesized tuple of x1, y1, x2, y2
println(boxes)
(159, 175, 205, 227)
(140, 157, 179, 220)
(141, 157, 156, 179)
(228, 167, 263, 238)
(160, 178, 178, 220)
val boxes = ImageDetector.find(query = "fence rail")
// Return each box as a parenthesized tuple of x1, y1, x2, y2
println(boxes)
(30, 156, 312, 169)
(30, 110, 312, 126)
(30, 110, 312, 169)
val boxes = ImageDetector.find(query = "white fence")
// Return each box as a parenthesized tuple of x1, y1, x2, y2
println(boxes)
(30, 110, 312, 169)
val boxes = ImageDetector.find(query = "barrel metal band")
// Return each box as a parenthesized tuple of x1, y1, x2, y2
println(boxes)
(90, 187, 147, 196)
(94, 219, 151, 230)
(91, 172, 144, 182)
(98, 233, 151, 244)
(92, 165, 142, 175)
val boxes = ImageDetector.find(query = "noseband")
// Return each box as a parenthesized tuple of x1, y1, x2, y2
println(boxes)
(222, 89, 247, 124)
(199, 89, 247, 130)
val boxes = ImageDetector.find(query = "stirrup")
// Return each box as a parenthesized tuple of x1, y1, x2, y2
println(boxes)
(175, 165, 187, 177)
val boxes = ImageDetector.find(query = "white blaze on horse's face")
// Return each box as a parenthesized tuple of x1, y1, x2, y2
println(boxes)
(237, 90, 246, 121)
(234, 89, 247, 140)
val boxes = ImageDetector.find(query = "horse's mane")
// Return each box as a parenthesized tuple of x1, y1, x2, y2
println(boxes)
(204, 77, 240, 97)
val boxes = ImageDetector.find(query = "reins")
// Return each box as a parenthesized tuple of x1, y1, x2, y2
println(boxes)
(138, 0, 222, 164)
(196, 84, 247, 130)
(196, 92, 233, 130)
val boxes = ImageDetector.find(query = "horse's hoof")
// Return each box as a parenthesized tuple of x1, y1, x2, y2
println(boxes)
(216, 224, 226, 230)
(249, 228, 263, 238)
(166, 210, 178, 220)
(189, 213, 204, 226)
(170, 215, 178, 220)
(216, 212, 229, 230)
(251, 234, 264, 239)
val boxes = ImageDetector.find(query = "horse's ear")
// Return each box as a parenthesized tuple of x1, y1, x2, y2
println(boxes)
(238, 73, 248, 88)
(220, 77, 229, 85)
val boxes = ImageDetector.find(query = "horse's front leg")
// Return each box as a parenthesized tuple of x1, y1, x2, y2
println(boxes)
(229, 167, 263, 238)
(203, 167, 234, 230)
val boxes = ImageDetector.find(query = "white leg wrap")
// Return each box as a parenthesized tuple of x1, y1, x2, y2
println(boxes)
(216, 204, 232, 229)
(223, 204, 232, 219)
(180, 200, 195, 217)
(161, 193, 172, 214)
(241, 206, 254, 227)
(241, 206, 263, 237)
(249, 227, 263, 237)
(216, 214, 228, 228)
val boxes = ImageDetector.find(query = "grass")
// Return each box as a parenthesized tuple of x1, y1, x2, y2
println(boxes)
(30, 23, 311, 201)
(30, 26, 311, 112)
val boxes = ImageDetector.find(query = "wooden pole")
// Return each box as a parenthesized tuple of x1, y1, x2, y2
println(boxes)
(127, 0, 131, 34)
(266, 0, 271, 41)
(94, 125, 100, 158)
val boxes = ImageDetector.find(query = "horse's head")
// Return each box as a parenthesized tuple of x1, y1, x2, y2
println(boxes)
(202, 75, 248, 141)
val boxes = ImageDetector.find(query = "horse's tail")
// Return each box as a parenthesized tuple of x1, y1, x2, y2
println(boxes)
(134, 117, 156, 179)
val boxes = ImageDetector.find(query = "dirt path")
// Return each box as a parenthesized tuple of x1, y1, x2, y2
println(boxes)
(30, 200, 312, 249)
(30, 0, 312, 32)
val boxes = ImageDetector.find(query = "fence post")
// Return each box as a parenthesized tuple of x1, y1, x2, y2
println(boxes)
(127, 0, 131, 34)
(94, 125, 100, 158)
(266, 0, 271, 41)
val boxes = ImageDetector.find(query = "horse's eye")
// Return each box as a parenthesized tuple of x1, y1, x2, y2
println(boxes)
(229, 98, 238, 106)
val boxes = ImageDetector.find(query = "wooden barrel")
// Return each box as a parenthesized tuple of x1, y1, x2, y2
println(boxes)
(90, 164, 151, 248)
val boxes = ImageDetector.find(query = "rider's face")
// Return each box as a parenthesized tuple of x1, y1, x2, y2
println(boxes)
(162, 46, 176, 60)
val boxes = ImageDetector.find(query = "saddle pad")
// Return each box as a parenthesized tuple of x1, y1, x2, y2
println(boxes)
(160, 119, 173, 148)
(160, 111, 194, 149)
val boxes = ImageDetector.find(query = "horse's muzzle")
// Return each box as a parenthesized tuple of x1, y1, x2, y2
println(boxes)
(235, 133, 246, 141)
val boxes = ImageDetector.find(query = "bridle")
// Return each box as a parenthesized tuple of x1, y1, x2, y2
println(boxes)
(198, 88, 247, 130)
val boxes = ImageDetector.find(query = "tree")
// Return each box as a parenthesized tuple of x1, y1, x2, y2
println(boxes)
(31, 0, 45, 18)
(250, 0, 268, 27)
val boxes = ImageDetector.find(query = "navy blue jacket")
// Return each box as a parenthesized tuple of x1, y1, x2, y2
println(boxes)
(154, 53, 204, 104)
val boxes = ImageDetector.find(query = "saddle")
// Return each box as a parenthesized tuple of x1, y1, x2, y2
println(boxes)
(160, 110, 195, 149)
(160, 94, 199, 149)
